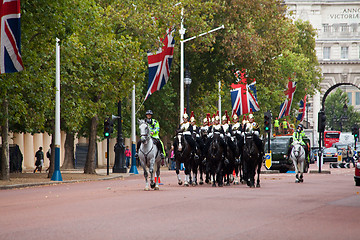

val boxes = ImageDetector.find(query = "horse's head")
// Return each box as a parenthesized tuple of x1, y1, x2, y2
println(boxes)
(176, 132, 184, 151)
(291, 141, 304, 159)
(138, 119, 150, 143)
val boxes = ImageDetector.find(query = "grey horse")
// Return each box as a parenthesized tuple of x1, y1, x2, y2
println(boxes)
(138, 119, 161, 190)
(290, 140, 306, 183)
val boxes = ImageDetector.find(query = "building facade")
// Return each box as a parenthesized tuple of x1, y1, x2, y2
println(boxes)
(285, 0, 360, 145)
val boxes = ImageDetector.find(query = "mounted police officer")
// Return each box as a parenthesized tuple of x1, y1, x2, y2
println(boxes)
(135, 110, 165, 160)
(287, 124, 309, 161)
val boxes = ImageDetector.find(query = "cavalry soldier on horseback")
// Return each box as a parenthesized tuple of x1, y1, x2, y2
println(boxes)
(175, 109, 199, 159)
(287, 124, 309, 161)
(135, 109, 165, 160)
(222, 111, 237, 157)
(207, 111, 227, 158)
(231, 114, 242, 136)
(244, 113, 264, 156)
(190, 112, 205, 158)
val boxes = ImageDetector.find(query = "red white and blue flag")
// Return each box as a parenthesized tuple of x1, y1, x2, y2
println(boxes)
(0, 0, 23, 74)
(231, 80, 260, 116)
(278, 81, 297, 119)
(145, 29, 175, 100)
(296, 95, 307, 122)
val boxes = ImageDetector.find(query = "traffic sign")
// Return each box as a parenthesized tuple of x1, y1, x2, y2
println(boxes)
(265, 152, 272, 170)
(337, 150, 342, 163)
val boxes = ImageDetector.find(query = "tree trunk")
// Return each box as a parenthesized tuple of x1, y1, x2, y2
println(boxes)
(0, 100, 9, 180)
(84, 115, 98, 174)
(61, 133, 75, 169)
(47, 135, 55, 178)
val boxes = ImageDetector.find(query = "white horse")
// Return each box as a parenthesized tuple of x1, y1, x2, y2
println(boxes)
(138, 119, 161, 190)
(290, 140, 306, 183)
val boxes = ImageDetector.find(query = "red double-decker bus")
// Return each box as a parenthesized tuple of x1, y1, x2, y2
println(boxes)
(324, 131, 341, 148)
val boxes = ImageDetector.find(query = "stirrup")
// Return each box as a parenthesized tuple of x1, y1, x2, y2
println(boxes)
(160, 153, 165, 159)
(134, 153, 139, 158)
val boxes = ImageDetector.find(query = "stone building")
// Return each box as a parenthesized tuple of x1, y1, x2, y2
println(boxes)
(285, 0, 360, 145)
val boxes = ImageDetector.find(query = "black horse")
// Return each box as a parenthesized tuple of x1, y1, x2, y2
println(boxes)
(223, 136, 238, 186)
(206, 133, 225, 187)
(242, 133, 263, 188)
(173, 132, 194, 186)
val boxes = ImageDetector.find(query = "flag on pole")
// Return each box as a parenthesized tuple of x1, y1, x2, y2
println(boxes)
(296, 95, 307, 122)
(145, 29, 175, 100)
(0, 0, 24, 74)
(231, 79, 260, 116)
(278, 81, 297, 119)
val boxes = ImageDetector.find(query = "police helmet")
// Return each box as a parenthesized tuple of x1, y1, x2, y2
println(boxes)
(145, 109, 153, 115)
(297, 124, 303, 132)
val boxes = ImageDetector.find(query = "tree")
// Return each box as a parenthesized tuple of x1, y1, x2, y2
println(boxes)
(325, 88, 360, 132)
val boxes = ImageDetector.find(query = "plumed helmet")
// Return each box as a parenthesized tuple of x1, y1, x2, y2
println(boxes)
(190, 111, 196, 123)
(203, 117, 208, 124)
(214, 111, 220, 121)
(183, 108, 188, 119)
(146, 109, 153, 115)
(233, 114, 238, 120)
(248, 114, 254, 119)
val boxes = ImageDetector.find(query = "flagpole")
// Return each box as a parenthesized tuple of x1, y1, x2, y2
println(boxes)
(179, 8, 185, 123)
(51, 38, 62, 181)
(218, 80, 221, 120)
(130, 84, 138, 174)
(179, 7, 224, 124)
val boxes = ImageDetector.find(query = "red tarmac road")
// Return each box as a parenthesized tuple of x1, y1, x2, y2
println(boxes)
(1, 165, 359, 240)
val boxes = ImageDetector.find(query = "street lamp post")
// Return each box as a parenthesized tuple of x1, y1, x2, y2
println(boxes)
(306, 103, 311, 129)
(340, 103, 348, 132)
(184, 64, 192, 115)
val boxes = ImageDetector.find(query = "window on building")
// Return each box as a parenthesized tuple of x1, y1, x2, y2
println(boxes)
(356, 92, 360, 105)
(323, 24, 331, 32)
(341, 47, 349, 59)
(348, 92, 352, 105)
(340, 24, 349, 32)
(323, 47, 331, 59)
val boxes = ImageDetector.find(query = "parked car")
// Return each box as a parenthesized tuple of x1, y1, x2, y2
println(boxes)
(354, 159, 360, 186)
(322, 147, 338, 162)
(265, 135, 310, 173)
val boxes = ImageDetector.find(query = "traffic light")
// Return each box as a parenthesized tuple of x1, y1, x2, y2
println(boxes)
(104, 118, 113, 138)
(318, 111, 326, 132)
(352, 125, 359, 138)
(264, 111, 272, 132)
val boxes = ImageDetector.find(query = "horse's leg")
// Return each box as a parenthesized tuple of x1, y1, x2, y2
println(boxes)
(149, 158, 155, 189)
(256, 158, 262, 188)
(175, 159, 183, 185)
(192, 161, 198, 186)
(184, 162, 191, 186)
(143, 167, 149, 191)
(199, 162, 204, 185)
(154, 161, 160, 190)
(300, 160, 304, 183)
(293, 159, 300, 183)
(216, 160, 223, 187)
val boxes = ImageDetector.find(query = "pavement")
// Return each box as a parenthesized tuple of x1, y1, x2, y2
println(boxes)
(0, 162, 353, 190)
(0, 167, 136, 190)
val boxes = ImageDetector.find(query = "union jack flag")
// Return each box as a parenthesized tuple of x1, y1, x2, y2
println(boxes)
(278, 81, 297, 119)
(231, 80, 260, 116)
(0, 0, 23, 74)
(145, 29, 175, 100)
(296, 95, 307, 122)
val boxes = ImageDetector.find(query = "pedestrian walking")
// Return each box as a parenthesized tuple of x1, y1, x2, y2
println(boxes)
(34, 147, 44, 173)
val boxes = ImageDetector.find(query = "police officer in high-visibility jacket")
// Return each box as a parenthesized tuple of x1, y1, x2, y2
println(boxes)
(135, 110, 165, 159)
(287, 124, 309, 161)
